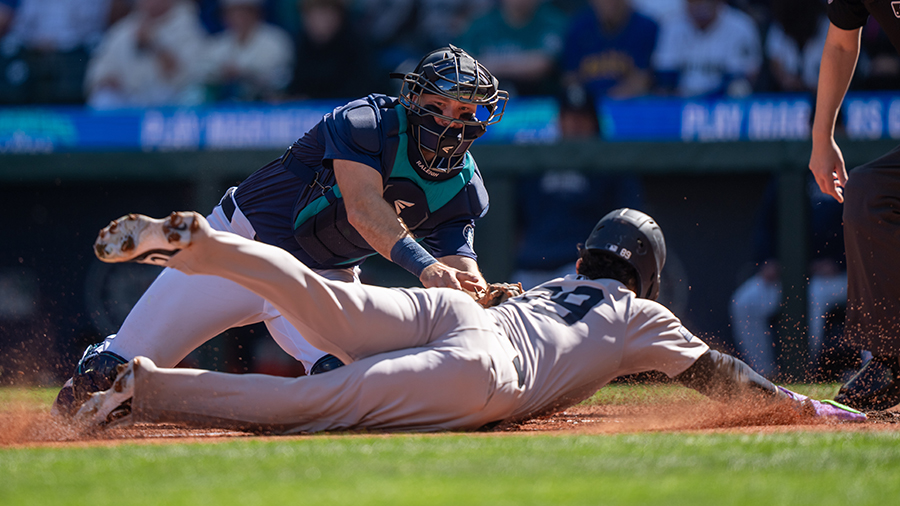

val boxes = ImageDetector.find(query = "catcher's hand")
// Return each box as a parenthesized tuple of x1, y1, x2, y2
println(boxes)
(474, 282, 524, 308)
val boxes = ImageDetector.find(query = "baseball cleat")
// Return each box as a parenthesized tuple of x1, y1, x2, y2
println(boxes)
(51, 342, 128, 418)
(834, 355, 900, 412)
(75, 359, 137, 429)
(777, 386, 867, 422)
(94, 212, 199, 265)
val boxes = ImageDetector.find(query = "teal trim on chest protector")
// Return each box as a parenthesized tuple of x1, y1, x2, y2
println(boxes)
(293, 106, 474, 230)
(294, 186, 343, 229)
(393, 104, 474, 213)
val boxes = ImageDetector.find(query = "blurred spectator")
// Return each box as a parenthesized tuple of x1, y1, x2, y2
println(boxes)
(416, 0, 491, 53)
(85, 0, 208, 108)
(854, 17, 900, 91)
(0, 0, 15, 40)
(267, 0, 302, 35)
(729, 175, 853, 381)
(201, 0, 293, 102)
(729, 0, 770, 28)
(630, 0, 682, 21)
(763, 0, 827, 93)
(108, 0, 134, 26)
(350, 0, 419, 76)
(561, 0, 659, 102)
(195, 0, 228, 33)
(0, 0, 111, 104)
(194, 0, 299, 35)
(358, 0, 490, 77)
(455, 0, 567, 97)
(286, 0, 381, 99)
(510, 85, 645, 290)
(652, 0, 761, 97)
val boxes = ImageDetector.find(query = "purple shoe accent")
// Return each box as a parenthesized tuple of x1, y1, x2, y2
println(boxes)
(777, 386, 867, 422)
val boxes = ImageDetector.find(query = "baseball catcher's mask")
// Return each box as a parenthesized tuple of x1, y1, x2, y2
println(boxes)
(393, 45, 508, 180)
(584, 208, 667, 300)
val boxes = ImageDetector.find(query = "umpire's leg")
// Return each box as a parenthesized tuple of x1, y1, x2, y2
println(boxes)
(842, 151, 900, 356)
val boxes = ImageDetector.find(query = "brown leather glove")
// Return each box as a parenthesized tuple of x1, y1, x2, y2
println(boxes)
(475, 282, 524, 308)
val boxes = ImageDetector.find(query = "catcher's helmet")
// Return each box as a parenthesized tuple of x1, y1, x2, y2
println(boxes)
(394, 45, 508, 180)
(584, 208, 666, 300)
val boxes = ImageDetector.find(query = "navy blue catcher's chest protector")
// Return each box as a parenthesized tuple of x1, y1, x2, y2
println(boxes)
(290, 101, 487, 267)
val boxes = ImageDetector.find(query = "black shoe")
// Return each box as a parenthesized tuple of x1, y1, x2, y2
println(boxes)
(51, 343, 128, 418)
(309, 354, 344, 375)
(834, 355, 900, 411)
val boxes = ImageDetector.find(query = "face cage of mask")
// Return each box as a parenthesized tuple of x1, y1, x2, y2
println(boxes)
(398, 69, 508, 128)
(399, 77, 508, 175)
(406, 114, 477, 176)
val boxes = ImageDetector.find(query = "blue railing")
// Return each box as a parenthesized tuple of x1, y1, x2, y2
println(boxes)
(1, 92, 898, 154)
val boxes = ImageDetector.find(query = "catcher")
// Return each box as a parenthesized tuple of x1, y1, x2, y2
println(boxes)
(54, 46, 512, 417)
(76, 208, 865, 431)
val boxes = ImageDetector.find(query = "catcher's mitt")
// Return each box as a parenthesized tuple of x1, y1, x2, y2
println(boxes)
(475, 282, 524, 308)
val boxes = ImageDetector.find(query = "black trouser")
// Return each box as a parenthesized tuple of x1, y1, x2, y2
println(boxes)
(843, 144, 900, 356)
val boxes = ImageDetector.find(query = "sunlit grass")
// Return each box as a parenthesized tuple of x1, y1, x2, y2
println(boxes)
(2, 431, 899, 506)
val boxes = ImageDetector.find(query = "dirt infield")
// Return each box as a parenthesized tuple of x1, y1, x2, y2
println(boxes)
(3, 400, 899, 449)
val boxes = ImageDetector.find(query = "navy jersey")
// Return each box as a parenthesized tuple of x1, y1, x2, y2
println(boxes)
(234, 94, 490, 270)
(828, 0, 900, 53)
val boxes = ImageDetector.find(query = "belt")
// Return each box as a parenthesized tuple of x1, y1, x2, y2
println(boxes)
(221, 187, 236, 222)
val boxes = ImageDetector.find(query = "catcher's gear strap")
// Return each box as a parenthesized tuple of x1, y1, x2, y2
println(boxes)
(675, 349, 784, 403)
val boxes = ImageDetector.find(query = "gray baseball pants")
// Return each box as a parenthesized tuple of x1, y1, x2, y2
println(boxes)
(127, 222, 523, 433)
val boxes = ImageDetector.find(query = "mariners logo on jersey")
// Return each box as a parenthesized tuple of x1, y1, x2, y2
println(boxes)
(463, 224, 475, 250)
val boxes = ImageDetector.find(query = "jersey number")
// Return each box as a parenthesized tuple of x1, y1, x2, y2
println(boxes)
(542, 286, 605, 325)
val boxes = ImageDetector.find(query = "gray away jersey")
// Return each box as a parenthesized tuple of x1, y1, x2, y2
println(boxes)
(488, 275, 709, 422)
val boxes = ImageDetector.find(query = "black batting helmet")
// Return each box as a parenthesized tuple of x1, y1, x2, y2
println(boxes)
(394, 45, 508, 180)
(584, 208, 666, 300)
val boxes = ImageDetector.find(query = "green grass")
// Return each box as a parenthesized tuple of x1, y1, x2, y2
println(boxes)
(2, 386, 898, 505)
(3, 432, 900, 505)
(0, 386, 59, 408)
